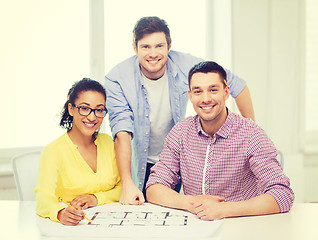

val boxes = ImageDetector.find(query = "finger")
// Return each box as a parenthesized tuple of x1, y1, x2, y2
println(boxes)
(199, 215, 210, 221)
(128, 193, 145, 205)
(65, 215, 83, 225)
(70, 201, 80, 209)
(67, 207, 85, 217)
(193, 202, 203, 209)
(61, 210, 83, 225)
(196, 210, 206, 219)
(70, 199, 82, 209)
(120, 194, 129, 205)
(194, 206, 204, 215)
(71, 195, 88, 204)
(130, 197, 142, 205)
(120, 198, 128, 205)
(66, 208, 83, 217)
(68, 213, 83, 222)
(138, 194, 145, 205)
(61, 218, 79, 226)
(72, 198, 89, 209)
(72, 202, 83, 210)
(81, 202, 89, 210)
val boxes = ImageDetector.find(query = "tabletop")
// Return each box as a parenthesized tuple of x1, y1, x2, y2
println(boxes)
(1, 201, 317, 240)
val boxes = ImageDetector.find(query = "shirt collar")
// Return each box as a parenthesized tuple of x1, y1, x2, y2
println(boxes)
(195, 108, 234, 139)
(134, 55, 176, 85)
(166, 54, 178, 78)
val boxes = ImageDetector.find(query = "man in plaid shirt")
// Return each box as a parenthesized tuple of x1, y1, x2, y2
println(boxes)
(146, 61, 294, 220)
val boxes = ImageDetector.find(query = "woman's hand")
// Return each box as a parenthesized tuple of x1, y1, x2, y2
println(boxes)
(70, 194, 98, 210)
(57, 207, 85, 226)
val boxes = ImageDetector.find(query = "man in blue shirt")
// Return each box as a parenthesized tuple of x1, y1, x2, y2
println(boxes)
(105, 16, 255, 205)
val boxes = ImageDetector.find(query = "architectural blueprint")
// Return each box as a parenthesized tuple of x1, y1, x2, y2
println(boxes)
(37, 202, 223, 238)
(88, 210, 188, 227)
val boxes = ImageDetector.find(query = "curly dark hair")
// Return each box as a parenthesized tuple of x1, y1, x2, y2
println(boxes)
(59, 78, 106, 131)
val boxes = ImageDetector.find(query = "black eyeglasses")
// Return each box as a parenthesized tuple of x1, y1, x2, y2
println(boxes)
(72, 104, 107, 118)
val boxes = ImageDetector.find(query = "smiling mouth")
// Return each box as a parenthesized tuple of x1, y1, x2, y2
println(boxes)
(201, 104, 216, 110)
(83, 122, 96, 128)
(147, 59, 160, 64)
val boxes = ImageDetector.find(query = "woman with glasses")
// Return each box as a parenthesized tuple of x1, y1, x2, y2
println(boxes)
(35, 78, 121, 225)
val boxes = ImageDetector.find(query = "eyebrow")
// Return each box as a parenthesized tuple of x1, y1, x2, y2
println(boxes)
(191, 86, 201, 90)
(139, 42, 166, 47)
(208, 84, 220, 88)
(191, 84, 220, 90)
(78, 102, 105, 108)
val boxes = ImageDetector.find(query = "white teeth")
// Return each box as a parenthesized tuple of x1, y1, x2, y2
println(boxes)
(202, 106, 212, 110)
(84, 123, 94, 127)
(148, 60, 158, 63)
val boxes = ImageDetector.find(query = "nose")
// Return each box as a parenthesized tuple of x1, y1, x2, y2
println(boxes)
(202, 91, 212, 103)
(149, 47, 158, 58)
(87, 110, 97, 121)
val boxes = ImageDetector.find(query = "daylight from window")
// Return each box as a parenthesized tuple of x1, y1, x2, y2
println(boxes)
(0, 0, 206, 148)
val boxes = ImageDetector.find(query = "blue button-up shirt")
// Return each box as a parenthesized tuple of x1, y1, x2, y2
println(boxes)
(105, 50, 246, 190)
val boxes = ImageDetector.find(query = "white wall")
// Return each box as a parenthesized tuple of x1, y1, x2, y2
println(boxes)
(1, 0, 316, 202)
(231, 0, 306, 202)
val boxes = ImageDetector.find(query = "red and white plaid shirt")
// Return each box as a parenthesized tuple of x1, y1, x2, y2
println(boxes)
(147, 110, 294, 212)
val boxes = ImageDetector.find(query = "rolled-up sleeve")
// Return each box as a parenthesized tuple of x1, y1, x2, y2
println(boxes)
(105, 74, 134, 139)
(224, 68, 246, 98)
(247, 128, 295, 212)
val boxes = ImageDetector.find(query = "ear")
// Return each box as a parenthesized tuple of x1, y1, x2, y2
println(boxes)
(168, 42, 172, 52)
(133, 42, 138, 54)
(188, 89, 192, 101)
(224, 85, 231, 100)
(68, 103, 74, 117)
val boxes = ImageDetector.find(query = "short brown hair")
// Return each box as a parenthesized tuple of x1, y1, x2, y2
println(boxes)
(188, 61, 227, 89)
(133, 16, 171, 47)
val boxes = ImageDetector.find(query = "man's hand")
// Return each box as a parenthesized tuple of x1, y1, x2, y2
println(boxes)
(114, 131, 144, 205)
(70, 194, 98, 210)
(120, 181, 145, 205)
(191, 195, 226, 220)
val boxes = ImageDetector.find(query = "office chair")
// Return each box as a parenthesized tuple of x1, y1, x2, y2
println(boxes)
(12, 151, 41, 201)
(277, 150, 284, 169)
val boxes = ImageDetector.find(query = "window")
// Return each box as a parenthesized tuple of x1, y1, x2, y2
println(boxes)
(304, 0, 318, 153)
(0, 0, 89, 148)
(0, 0, 206, 149)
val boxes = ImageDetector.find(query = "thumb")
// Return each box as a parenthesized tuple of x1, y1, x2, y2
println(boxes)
(216, 196, 226, 202)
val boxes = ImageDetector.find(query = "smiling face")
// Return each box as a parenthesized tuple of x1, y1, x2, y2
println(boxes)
(188, 72, 230, 135)
(133, 32, 171, 80)
(68, 90, 105, 139)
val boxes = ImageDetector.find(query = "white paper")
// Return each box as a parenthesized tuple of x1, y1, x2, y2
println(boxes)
(37, 202, 222, 238)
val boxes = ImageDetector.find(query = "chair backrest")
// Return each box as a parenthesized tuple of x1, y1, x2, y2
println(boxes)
(277, 150, 284, 169)
(12, 151, 41, 201)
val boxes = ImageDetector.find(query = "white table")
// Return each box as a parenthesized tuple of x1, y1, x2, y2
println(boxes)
(1, 201, 318, 240)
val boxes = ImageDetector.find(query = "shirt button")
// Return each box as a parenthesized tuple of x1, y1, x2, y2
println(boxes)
(139, 182, 142, 185)
(144, 149, 147, 152)
(145, 132, 148, 135)
(146, 114, 149, 117)
(141, 167, 145, 170)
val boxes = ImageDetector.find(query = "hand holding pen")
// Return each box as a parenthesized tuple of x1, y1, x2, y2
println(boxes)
(57, 198, 92, 226)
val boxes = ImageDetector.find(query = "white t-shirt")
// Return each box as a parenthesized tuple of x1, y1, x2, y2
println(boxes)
(142, 72, 174, 164)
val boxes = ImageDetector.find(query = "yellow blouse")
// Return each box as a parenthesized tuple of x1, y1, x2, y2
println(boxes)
(35, 133, 121, 222)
